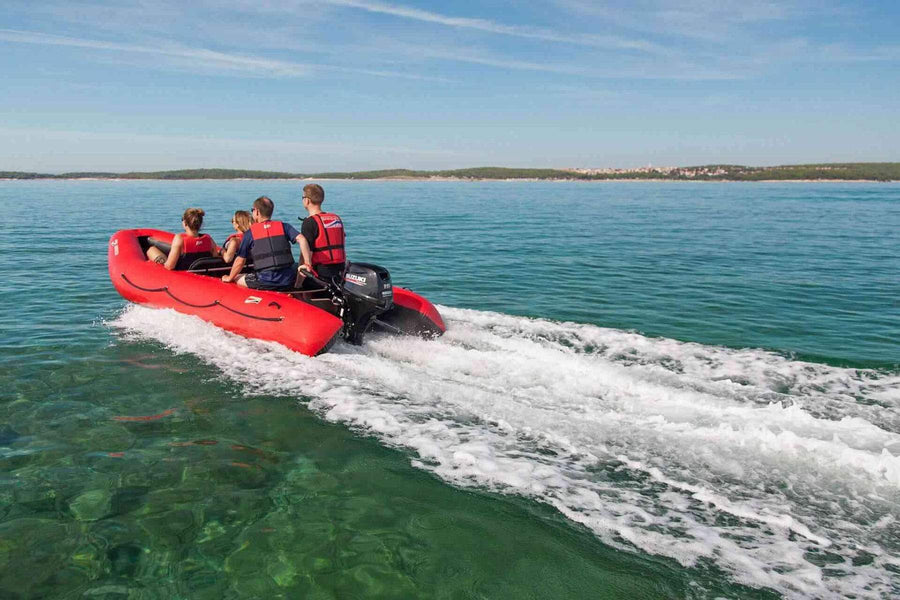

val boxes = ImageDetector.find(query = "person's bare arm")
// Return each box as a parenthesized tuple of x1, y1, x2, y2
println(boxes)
(164, 235, 183, 270)
(297, 234, 313, 271)
(222, 238, 238, 264)
(222, 256, 245, 282)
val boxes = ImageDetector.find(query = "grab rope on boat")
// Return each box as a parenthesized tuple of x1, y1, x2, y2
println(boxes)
(120, 273, 284, 322)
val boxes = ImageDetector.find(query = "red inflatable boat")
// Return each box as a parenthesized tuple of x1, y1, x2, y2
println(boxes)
(108, 229, 445, 356)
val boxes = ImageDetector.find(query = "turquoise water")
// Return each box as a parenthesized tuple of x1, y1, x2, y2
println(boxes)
(1, 180, 898, 598)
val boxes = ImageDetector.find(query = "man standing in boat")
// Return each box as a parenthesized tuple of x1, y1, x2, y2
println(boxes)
(297, 183, 346, 284)
(222, 196, 303, 290)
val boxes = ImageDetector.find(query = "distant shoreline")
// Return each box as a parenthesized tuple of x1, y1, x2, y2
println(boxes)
(1, 177, 895, 183)
(2, 162, 898, 182)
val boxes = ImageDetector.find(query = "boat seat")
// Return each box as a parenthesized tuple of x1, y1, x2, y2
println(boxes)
(187, 256, 228, 272)
(146, 236, 172, 255)
(186, 256, 255, 275)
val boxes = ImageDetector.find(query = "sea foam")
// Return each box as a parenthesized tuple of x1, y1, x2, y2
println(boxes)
(111, 305, 900, 599)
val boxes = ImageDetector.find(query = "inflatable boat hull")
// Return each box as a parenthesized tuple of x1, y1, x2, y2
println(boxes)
(108, 229, 444, 356)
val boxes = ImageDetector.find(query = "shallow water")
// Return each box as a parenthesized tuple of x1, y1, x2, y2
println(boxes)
(1, 180, 898, 598)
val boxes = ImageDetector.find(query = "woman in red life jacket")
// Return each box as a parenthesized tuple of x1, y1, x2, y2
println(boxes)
(146, 207, 219, 270)
(222, 210, 251, 264)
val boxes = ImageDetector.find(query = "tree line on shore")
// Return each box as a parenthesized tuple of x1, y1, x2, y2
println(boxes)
(2, 163, 898, 181)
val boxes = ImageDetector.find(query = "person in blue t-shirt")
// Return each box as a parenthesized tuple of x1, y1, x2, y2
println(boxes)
(221, 196, 304, 290)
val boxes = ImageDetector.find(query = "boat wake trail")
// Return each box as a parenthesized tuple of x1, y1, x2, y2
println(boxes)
(112, 305, 900, 599)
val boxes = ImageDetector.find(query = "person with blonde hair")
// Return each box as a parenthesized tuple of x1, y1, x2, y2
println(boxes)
(146, 207, 219, 270)
(222, 210, 251, 264)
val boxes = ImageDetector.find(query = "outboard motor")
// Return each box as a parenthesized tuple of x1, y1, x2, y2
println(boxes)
(340, 262, 393, 344)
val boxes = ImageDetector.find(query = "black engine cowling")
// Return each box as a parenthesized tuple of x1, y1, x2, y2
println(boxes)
(341, 262, 393, 344)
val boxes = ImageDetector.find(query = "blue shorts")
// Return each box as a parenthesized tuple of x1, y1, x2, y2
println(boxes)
(244, 271, 295, 291)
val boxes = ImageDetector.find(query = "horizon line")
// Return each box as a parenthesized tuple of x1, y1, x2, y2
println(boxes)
(3, 161, 900, 176)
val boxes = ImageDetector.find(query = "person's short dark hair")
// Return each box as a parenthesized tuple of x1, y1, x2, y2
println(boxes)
(253, 196, 274, 219)
(303, 184, 325, 205)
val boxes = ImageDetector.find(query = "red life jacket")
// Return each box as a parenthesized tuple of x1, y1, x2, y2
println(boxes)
(311, 212, 346, 266)
(224, 232, 243, 249)
(183, 233, 214, 254)
(176, 233, 214, 270)
(249, 220, 294, 271)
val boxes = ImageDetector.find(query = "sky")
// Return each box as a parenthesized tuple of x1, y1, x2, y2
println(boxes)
(1, 0, 898, 172)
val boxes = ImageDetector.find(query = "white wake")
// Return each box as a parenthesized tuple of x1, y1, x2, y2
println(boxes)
(111, 305, 900, 599)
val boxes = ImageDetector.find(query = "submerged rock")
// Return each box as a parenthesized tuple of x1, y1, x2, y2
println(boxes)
(70, 489, 113, 521)
(107, 544, 143, 577)
(0, 518, 85, 597)
(0, 425, 20, 446)
(269, 552, 299, 587)
(81, 584, 131, 598)
(139, 509, 198, 548)
(109, 486, 150, 517)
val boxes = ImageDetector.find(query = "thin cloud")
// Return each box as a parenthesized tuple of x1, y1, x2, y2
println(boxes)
(361, 36, 742, 80)
(416, 47, 738, 79)
(813, 43, 900, 63)
(0, 28, 447, 81)
(322, 0, 663, 53)
(413, 47, 589, 76)
(0, 29, 313, 77)
(552, 0, 802, 41)
(0, 126, 468, 172)
(0, 126, 463, 157)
